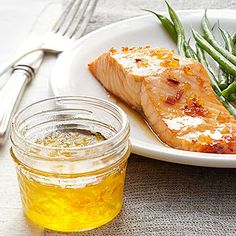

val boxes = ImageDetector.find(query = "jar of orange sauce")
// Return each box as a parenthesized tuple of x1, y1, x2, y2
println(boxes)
(10, 96, 130, 232)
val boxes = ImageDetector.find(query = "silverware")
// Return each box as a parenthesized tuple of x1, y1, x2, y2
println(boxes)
(0, 0, 98, 77)
(0, 0, 98, 145)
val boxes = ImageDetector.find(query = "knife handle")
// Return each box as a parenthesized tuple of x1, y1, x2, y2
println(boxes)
(0, 67, 33, 145)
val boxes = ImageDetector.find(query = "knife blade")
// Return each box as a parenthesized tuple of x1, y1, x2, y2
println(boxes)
(0, 2, 61, 145)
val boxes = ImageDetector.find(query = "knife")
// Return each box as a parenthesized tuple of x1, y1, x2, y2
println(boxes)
(0, 3, 61, 145)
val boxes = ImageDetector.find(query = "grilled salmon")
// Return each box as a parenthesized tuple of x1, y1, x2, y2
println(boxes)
(88, 46, 236, 153)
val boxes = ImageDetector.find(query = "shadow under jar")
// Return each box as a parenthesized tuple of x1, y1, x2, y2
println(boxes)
(10, 96, 131, 232)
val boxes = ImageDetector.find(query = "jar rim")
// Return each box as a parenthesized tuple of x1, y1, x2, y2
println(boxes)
(11, 96, 129, 156)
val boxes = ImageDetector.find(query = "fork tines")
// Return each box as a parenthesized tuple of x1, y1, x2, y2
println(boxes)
(53, 0, 98, 39)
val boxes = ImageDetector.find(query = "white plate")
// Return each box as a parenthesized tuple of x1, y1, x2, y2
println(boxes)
(51, 9, 236, 168)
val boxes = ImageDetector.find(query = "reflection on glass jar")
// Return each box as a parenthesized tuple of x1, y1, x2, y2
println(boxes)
(10, 96, 130, 232)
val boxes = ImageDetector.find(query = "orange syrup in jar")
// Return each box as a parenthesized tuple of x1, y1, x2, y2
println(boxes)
(13, 130, 128, 232)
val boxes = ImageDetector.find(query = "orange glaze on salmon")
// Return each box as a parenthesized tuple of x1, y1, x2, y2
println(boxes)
(88, 46, 236, 153)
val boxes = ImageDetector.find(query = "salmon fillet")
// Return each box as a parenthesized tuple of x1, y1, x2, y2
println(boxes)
(88, 46, 236, 153)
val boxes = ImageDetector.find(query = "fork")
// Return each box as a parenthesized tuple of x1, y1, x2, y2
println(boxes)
(0, 0, 98, 77)
(0, 0, 98, 144)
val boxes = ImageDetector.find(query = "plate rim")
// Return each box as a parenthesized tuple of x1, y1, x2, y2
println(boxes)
(50, 9, 236, 168)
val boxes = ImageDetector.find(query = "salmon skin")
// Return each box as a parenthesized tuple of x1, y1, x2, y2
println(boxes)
(88, 46, 236, 154)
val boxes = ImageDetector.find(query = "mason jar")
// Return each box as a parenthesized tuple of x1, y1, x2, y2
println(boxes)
(10, 96, 130, 232)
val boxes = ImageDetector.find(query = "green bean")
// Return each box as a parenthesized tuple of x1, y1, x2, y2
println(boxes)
(196, 46, 220, 94)
(165, 0, 185, 56)
(232, 32, 236, 44)
(195, 45, 210, 71)
(219, 28, 235, 86)
(184, 41, 197, 59)
(220, 28, 236, 55)
(222, 81, 236, 98)
(143, 9, 178, 43)
(201, 11, 236, 66)
(220, 28, 236, 85)
(196, 45, 236, 117)
(218, 68, 228, 90)
(228, 93, 236, 102)
(192, 29, 236, 77)
(228, 75, 234, 84)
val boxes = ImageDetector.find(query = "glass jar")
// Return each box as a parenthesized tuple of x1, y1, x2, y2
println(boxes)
(10, 96, 130, 232)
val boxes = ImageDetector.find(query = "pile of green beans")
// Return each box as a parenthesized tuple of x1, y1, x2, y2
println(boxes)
(145, 1, 236, 117)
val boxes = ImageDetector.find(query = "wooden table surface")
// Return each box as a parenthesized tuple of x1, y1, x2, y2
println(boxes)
(1, 0, 236, 235)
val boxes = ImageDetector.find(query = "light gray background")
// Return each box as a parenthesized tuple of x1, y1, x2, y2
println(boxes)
(1, 0, 236, 235)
